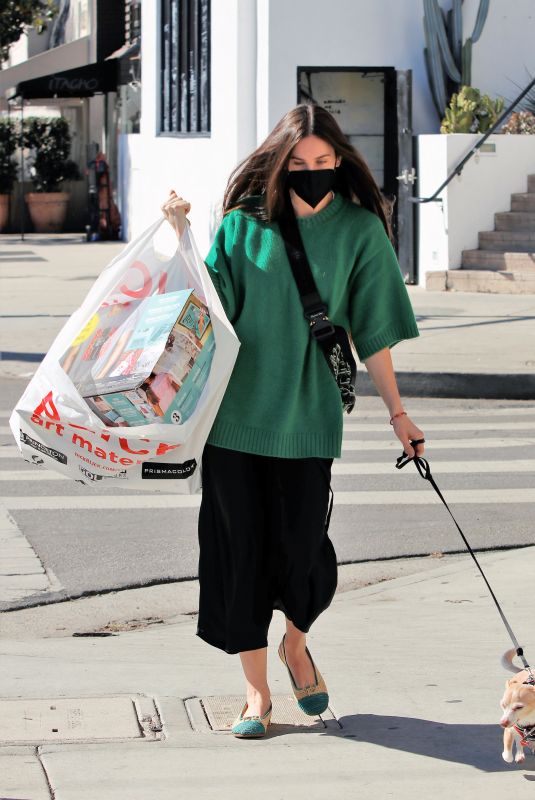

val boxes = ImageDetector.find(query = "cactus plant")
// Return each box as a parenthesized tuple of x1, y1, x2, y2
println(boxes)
(477, 92, 505, 133)
(423, 0, 490, 120)
(440, 86, 505, 134)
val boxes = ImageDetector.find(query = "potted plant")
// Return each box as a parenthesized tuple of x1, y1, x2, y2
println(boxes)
(22, 116, 81, 232)
(501, 111, 535, 134)
(0, 120, 19, 232)
(440, 86, 504, 134)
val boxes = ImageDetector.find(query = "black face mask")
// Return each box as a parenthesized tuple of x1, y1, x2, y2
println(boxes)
(285, 168, 336, 209)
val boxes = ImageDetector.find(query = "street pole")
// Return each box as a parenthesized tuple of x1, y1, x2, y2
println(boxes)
(19, 99, 24, 242)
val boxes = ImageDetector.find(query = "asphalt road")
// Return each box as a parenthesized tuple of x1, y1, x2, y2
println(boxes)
(2, 377, 534, 611)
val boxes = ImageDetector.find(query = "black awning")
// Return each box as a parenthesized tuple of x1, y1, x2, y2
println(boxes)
(11, 58, 118, 100)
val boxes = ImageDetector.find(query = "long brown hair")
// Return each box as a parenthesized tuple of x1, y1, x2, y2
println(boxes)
(222, 103, 393, 238)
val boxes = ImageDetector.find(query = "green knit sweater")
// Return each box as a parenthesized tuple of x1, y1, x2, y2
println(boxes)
(204, 192, 419, 459)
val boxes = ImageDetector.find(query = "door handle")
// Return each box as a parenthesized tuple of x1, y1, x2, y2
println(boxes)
(396, 168, 417, 185)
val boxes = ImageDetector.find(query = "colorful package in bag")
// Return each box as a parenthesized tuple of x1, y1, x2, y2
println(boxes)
(9, 218, 240, 494)
(62, 290, 215, 427)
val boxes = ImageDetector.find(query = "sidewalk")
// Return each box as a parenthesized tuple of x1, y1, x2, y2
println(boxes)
(1, 545, 534, 798)
(1, 232, 534, 397)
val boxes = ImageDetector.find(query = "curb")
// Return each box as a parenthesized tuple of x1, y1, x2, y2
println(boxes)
(3, 370, 535, 401)
(357, 371, 535, 400)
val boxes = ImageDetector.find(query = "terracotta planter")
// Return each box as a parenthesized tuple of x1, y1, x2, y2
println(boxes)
(0, 194, 9, 232)
(25, 191, 70, 233)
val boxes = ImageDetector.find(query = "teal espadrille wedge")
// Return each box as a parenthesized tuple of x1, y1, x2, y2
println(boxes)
(231, 701, 273, 738)
(278, 634, 329, 716)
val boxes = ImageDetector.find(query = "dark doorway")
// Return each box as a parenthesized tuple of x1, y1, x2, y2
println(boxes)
(297, 67, 415, 283)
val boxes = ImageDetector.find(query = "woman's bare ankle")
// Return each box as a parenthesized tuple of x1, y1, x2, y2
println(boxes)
(245, 686, 271, 714)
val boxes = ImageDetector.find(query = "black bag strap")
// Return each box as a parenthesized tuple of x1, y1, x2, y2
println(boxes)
(278, 192, 357, 415)
(277, 198, 337, 343)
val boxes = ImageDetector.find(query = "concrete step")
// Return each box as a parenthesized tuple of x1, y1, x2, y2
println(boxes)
(427, 269, 535, 293)
(511, 193, 535, 211)
(495, 211, 535, 231)
(462, 250, 535, 270)
(528, 174, 535, 193)
(479, 230, 535, 251)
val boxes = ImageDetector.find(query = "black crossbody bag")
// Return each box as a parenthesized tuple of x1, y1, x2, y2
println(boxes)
(278, 198, 357, 414)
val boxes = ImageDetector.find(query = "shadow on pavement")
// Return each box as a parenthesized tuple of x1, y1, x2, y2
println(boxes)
(333, 713, 535, 772)
(0, 352, 45, 362)
(416, 314, 535, 332)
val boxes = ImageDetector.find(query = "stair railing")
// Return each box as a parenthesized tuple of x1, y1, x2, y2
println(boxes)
(412, 75, 535, 205)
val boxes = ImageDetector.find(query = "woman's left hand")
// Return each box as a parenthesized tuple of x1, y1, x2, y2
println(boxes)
(391, 414, 425, 459)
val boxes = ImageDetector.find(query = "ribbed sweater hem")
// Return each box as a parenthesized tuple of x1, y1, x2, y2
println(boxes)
(357, 321, 420, 361)
(206, 420, 343, 459)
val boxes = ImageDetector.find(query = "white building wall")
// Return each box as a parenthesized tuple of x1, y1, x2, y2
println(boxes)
(6, 27, 52, 66)
(465, 0, 535, 103)
(122, 0, 256, 256)
(260, 0, 439, 138)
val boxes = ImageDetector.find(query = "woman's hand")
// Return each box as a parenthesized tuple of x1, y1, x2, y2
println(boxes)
(161, 190, 191, 238)
(391, 413, 425, 459)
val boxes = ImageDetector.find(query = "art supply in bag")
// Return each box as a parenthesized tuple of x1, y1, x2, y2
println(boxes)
(61, 290, 215, 427)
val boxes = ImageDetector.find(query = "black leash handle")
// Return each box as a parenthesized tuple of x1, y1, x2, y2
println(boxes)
(396, 439, 534, 680)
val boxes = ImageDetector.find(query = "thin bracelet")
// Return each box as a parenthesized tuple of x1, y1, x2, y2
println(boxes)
(389, 411, 407, 426)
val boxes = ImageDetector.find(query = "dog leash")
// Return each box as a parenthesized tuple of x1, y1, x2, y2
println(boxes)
(396, 438, 535, 683)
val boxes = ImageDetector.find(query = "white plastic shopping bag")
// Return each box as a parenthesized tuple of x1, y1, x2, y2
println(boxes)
(9, 218, 240, 494)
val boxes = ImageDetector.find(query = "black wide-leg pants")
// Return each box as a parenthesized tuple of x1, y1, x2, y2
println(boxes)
(196, 443, 338, 654)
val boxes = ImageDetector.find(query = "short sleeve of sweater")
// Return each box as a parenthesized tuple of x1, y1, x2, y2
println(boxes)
(348, 214, 419, 361)
(204, 213, 237, 322)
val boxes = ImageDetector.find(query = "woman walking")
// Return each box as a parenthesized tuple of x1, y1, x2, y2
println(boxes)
(161, 103, 425, 738)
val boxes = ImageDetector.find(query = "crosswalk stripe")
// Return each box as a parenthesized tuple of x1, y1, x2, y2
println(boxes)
(0, 447, 25, 458)
(2, 495, 201, 509)
(342, 438, 534, 450)
(333, 489, 535, 505)
(2, 488, 534, 510)
(0, 470, 67, 481)
(2, 460, 535, 482)
(2, 407, 535, 421)
(2, 421, 535, 437)
(0, 436, 533, 461)
(332, 460, 535, 475)
(346, 407, 535, 419)
(343, 421, 535, 433)
(0, 420, 535, 436)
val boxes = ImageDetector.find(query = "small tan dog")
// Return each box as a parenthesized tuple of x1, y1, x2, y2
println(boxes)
(500, 648, 535, 764)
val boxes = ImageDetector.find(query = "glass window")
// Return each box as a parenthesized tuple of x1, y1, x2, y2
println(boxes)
(160, 0, 210, 135)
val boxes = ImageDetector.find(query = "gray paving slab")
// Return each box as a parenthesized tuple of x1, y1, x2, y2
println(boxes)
(35, 743, 535, 800)
(0, 751, 51, 799)
(0, 562, 46, 576)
